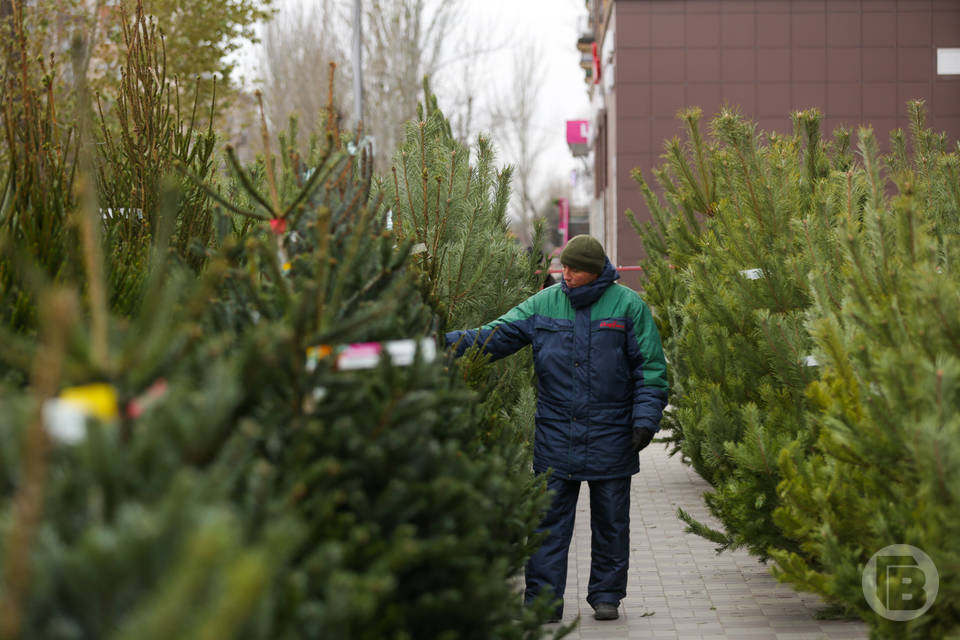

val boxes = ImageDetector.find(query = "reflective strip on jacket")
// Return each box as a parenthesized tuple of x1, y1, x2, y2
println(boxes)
(445, 259, 668, 480)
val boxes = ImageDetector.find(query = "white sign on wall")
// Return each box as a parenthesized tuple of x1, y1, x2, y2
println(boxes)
(937, 49, 960, 75)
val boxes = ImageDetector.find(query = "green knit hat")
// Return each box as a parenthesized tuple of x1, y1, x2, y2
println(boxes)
(560, 235, 606, 274)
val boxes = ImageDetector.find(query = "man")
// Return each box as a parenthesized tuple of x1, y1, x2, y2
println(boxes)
(445, 235, 668, 622)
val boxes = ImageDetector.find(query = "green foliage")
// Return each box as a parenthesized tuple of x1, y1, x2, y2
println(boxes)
(20, 0, 272, 112)
(0, 3, 220, 332)
(631, 107, 853, 558)
(383, 78, 544, 331)
(95, 5, 220, 310)
(0, 18, 564, 638)
(0, 2, 83, 332)
(771, 118, 960, 638)
(133, 0, 273, 105)
(0, 261, 279, 638)
(632, 100, 960, 635)
(379, 78, 547, 456)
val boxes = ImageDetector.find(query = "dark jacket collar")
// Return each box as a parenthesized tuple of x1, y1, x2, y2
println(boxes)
(561, 258, 619, 310)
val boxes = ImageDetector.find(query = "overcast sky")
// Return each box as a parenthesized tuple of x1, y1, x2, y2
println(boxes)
(462, 0, 593, 176)
(237, 0, 592, 200)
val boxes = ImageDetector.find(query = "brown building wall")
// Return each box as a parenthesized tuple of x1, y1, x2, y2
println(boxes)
(601, 0, 960, 287)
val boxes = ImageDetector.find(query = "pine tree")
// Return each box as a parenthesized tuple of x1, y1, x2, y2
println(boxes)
(0, 1, 220, 330)
(771, 105, 960, 637)
(1, 22, 566, 635)
(0, 0, 83, 332)
(626, 108, 715, 455)
(94, 2, 220, 290)
(0, 212, 277, 638)
(179, 79, 562, 637)
(383, 78, 545, 332)
(380, 78, 547, 454)
(632, 107, 855, 558)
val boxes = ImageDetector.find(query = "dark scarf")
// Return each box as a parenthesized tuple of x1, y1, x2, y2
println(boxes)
(561, 258, 620, 310)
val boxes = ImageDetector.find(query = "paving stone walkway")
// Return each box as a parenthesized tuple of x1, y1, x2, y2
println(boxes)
(544, 442, 869, 639)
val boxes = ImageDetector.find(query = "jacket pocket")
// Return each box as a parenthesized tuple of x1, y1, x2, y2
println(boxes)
(591, 323, 631, 403)
(532, 318, 573, 401)
(532, 318, 572, 348)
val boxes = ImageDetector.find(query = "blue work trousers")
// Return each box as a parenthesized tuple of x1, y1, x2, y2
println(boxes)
(524, 474, 632, 615)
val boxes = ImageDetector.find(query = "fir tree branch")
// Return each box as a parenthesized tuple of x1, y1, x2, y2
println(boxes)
(280, 143, 339, 220)
(676, 507, 732, 551)
(255, 91, 282, 216)
(339, 244, 411, 317)
(400, 151, 421, 241)
(224, 145, 276, 215)
(314, 205, 332, 331)
(174, 164, 266, 221)
(329, 194, 375, 319)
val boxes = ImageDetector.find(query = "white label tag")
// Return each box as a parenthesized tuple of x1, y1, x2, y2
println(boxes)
(43, 399, 87, 444)
(308, 338, 437, 372)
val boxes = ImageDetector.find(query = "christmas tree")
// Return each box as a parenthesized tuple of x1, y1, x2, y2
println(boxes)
(772, 105, 960, 637)
(1, 4, 569, 637)
(381, 78, 548, 454)
(625, 109, 713, 456)
(199, 98, 559, 635)
(631, 98, 959, 635)
(631, 107, 854, 558)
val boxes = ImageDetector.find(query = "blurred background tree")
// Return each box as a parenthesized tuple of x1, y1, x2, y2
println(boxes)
(488, 43, 549, 248)
(252, 0, 559, 248)
(4, 0, 272, 115)
(256, 0, 475, 170)
(0, 4, 571, 635)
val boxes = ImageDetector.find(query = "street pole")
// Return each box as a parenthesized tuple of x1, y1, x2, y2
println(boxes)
(352, 0, 364, 127)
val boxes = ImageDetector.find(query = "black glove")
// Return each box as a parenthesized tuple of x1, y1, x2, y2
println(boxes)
(632, 427, 655, 453)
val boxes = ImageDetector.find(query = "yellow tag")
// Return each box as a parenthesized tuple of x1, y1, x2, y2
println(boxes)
(283, 262, 292, 272)
(59, 383, 119, 421)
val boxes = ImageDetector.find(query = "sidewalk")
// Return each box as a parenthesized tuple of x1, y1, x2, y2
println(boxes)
(545, 442, 869, 640)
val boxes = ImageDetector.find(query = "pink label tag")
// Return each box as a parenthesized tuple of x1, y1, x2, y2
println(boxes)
(338, 343, 383, 370)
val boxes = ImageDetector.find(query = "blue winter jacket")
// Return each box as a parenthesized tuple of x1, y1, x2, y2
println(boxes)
(445, 259, 668, 480)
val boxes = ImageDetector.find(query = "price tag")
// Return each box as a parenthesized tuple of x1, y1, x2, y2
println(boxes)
(306, 338, 436, 372)
(43, 383, 119, 444)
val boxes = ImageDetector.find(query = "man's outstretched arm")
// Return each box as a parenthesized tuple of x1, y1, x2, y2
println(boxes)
(445, 296, 538, 361)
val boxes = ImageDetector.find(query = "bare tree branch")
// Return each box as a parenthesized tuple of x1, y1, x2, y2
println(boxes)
(259, 0, 350, 146)
(488, 43, 549, 245)
(258, 0, 489, 172)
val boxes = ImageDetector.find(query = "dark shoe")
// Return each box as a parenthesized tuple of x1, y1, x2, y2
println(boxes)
(593, 601, 619, 620)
